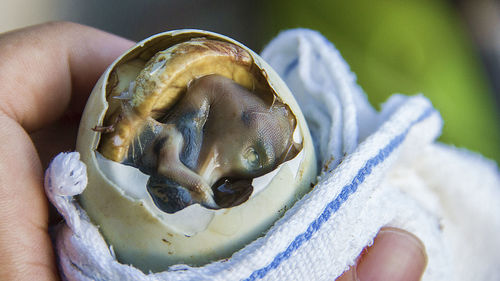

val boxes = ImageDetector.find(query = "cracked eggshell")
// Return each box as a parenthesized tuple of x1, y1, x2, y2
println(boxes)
(76, 29, 317, 273)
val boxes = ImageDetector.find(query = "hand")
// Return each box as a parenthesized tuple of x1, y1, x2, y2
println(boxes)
(0, 22, 427, 281)
(0, 22, 133, 280)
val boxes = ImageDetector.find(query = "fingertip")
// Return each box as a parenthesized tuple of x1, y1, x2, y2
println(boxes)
(355, 227, 427, 281)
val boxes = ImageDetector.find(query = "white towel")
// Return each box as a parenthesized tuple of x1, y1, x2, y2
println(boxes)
(45, 28, 500, 281)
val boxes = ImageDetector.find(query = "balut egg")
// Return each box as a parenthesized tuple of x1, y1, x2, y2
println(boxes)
(76, 29, 317, 273)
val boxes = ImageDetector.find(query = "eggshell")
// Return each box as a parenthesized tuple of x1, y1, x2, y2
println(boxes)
(76, 29, 317, 272)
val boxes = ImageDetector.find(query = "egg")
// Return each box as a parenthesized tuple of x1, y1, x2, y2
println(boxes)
(76, 29, 317, 273)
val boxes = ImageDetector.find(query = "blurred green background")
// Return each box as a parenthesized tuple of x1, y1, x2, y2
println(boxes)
(261, 0, 500, 163)
(2, 0, 499, 163)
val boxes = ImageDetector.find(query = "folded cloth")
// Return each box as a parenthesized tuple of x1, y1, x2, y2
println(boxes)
(45, 28, 500, 281)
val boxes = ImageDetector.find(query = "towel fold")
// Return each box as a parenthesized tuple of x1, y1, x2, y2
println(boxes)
(45, 28, 500, 281)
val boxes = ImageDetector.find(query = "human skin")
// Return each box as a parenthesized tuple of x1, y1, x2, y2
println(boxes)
(0, 22, 426, 281)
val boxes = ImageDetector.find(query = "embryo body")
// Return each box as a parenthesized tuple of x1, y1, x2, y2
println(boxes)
(123, 75, 300, 213)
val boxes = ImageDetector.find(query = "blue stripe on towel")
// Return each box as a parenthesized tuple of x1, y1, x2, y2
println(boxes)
(244, 107, 435, 281)
(284, 58, 299, 78)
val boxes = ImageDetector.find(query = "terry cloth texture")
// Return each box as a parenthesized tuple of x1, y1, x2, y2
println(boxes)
(45, 29, 500, 281)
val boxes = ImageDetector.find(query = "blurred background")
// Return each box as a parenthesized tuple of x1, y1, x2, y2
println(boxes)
(1, 0, 499, 164)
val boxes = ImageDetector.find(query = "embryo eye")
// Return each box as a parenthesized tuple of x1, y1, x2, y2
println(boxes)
(243, 147, 261, 170)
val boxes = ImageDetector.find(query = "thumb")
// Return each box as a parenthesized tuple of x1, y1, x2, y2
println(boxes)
(337, 227, 428, 281)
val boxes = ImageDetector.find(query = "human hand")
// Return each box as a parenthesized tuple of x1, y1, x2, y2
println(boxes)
(0, 22, 427, 281)
(0, 22, 133, 280)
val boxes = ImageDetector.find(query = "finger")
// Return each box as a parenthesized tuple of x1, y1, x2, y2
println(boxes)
(336, 227, 427, 281)
(0, 21, 134, 132)
(0, 115, 57, 280)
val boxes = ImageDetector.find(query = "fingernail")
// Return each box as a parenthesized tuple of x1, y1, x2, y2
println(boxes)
(355, 227, 428, 281)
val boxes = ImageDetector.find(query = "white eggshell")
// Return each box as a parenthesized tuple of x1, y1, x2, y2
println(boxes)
(76, 29, 317, 272)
